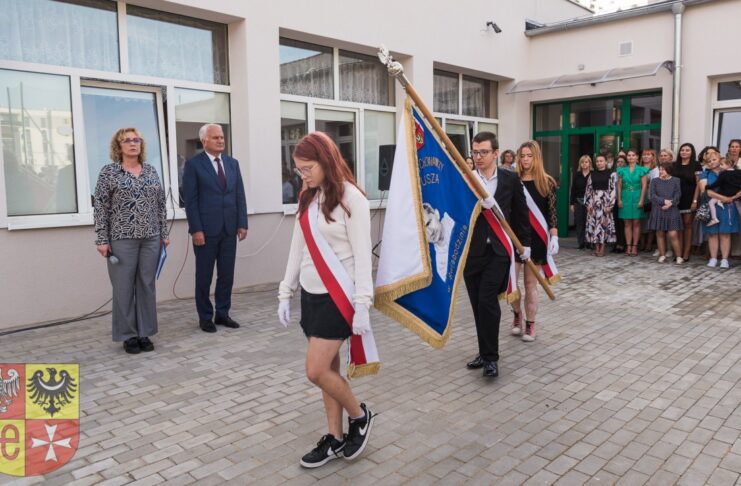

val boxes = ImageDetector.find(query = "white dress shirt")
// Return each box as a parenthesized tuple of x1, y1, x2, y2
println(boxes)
(205, 151, 225, 179)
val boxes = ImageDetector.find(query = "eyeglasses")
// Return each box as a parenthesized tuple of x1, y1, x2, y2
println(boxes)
(293, 164, 317, 177)
(121, 138, 142, 145)
(471, 150, 493, 158)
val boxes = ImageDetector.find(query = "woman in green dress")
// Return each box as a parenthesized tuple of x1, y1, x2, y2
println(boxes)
(617, 148, 649, 256)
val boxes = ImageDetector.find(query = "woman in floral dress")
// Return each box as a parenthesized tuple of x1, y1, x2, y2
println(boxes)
(585, 155, 616, 257)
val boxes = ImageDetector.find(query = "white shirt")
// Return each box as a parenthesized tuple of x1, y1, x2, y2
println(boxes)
(205, 151, 224, 177)
(476, 167, 498, 197)
(278, 182, 373, 308)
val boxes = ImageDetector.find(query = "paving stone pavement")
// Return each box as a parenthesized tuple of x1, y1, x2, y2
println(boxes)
(1, 248, 740, 485)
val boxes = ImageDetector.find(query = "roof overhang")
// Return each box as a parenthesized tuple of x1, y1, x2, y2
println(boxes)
(506, 61, 673, 94)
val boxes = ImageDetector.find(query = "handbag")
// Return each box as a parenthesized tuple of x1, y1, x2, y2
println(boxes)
(695, 201, 711, 224)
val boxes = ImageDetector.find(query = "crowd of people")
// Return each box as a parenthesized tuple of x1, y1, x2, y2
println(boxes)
(92, 121, 738, 470)
(569, 141, 741, 268)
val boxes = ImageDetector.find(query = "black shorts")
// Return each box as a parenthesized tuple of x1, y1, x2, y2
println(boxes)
(300, 288, 352, 341)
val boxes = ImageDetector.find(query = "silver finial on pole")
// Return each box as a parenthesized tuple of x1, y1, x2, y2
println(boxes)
(377, 45, 407, 87)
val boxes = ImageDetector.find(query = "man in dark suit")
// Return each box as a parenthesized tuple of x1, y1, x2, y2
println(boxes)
(183, 124, 248, 333)
(464, 132, 531, 377)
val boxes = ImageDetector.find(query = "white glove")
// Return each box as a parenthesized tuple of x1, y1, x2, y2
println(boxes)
(278, 300, 291, 327)
(548, 236, 559, 255)
(481, 196, 496, 209)
(351, 305, 371, 335)
(519, 246, 531, 261)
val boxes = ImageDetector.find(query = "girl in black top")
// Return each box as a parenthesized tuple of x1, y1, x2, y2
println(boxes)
(511, 141, 558, 343)
(570, 155, 592, 250)
(673, 143, 701, 261)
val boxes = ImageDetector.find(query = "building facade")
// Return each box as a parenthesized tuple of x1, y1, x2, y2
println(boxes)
(0, 0, 738, 330)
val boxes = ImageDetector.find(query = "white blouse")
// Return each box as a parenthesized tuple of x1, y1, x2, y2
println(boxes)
(278, 182, 373, 308)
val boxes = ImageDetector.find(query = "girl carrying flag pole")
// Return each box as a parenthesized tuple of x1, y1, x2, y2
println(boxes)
(511, 140, 561, 342)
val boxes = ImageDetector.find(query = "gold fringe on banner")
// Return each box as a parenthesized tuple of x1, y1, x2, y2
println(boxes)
(347, 361, 381, 380)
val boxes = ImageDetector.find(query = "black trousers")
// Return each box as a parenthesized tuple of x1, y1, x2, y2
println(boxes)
(463, 249, 511, 363)
(574, 201, 587, 247)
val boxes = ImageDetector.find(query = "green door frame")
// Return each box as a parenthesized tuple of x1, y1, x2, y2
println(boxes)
(533, 91, 662, 236)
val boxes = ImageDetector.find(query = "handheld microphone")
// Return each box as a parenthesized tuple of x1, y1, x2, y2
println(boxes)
(108, 253, 120, 265)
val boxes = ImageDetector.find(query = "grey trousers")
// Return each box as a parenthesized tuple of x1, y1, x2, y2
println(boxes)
(108, 237, 160, 342)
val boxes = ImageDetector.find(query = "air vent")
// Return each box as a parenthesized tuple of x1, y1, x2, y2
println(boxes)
(619, 41, 633, 56)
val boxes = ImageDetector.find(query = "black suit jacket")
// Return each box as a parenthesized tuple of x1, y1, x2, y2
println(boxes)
(468, 168, 531, 258)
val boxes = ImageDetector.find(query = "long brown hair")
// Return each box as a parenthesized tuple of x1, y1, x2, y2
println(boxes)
(516, 140, 555, 197)
(294, 132, 363, 222)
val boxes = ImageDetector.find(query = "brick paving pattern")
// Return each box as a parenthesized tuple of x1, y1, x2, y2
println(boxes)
(1, 248, 740, 485)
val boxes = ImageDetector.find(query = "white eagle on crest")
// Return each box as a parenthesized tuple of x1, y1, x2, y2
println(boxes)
(0, 367, 21, 413)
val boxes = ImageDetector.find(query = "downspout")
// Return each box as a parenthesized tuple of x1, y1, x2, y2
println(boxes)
(671, 2, 685, 154)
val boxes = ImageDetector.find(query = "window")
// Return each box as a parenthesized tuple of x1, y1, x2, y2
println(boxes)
(433, 70, 459, 114)
(0, 0, 119, 72)
(82, 86, 166, 206)
(364, 111, 395, 201)
(446, 121, 470, 158)
(280, 101, 307, 204)
(570, 99, 621, 128)
(462, 75, 493, 118)
(630, 95, 661, 125)
(715, 111, 741, 151)
(1, 69, 77, 216)
(630, 129, 661, 154)
(535, 135, 562, 186)
(127, 5, 229, 84)
(316, 108, 357, 175)
(718, 81, 741, 101)
(175, 89, 231, 206)
(535, 105, 562, 132)
(280, 38, 333, 99)
(278, 38, 397, 203)
(339, 50, 394, 106)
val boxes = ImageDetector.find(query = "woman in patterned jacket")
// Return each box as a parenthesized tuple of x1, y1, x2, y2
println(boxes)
(94, 128, 169, 354)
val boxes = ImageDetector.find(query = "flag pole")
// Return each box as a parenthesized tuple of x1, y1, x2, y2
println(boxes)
(377, 47, 555, 301)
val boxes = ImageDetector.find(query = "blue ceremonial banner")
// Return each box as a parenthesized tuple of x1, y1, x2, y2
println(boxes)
(374, 97, 480, 347)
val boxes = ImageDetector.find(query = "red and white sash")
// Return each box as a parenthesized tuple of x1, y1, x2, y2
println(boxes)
(299, 197, 380, 379)
(522, 186, 560, 284)
(481, 199, 519, 302)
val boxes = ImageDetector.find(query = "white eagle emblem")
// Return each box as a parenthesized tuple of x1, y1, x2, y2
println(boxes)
(27, 368, 77, 417)
(0, 367, 21, 413)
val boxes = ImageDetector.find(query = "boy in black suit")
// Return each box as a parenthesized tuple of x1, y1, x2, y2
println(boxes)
(464, 132, 531, 377)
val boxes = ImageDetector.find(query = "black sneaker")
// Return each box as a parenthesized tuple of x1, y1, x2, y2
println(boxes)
(299, 434, 345, 468)
(343, 403, 374, 460)
(138, 337, 154, 352)
(123, 337, 140, 354)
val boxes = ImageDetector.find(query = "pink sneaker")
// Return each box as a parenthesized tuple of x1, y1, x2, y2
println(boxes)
(522, 321, 536, 342)
(511, 312, 522, 335)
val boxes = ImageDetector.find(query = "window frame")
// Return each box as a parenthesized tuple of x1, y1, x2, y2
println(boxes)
(711, 76, 741, 150)
(279, 37, 398, 211)
(432, 71, 500, 158)
(0, 1, 231, 230)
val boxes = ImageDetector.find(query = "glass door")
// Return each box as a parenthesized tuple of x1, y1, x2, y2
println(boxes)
(444, 120, 470, 158)
(81, 82, 168, 206)
(595, 129, 622, 170)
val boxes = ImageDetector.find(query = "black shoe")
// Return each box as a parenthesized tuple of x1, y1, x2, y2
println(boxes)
(466, 355, 485, 369)
(299, 434, 345, 468)
(483, 361, 499, 378)
(123, 337, 140, 354)
(138, 337, 154, 352)
(214, 316, 240, 328)
(199, 320, 217, 333)
(343, 403, 374, 460)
